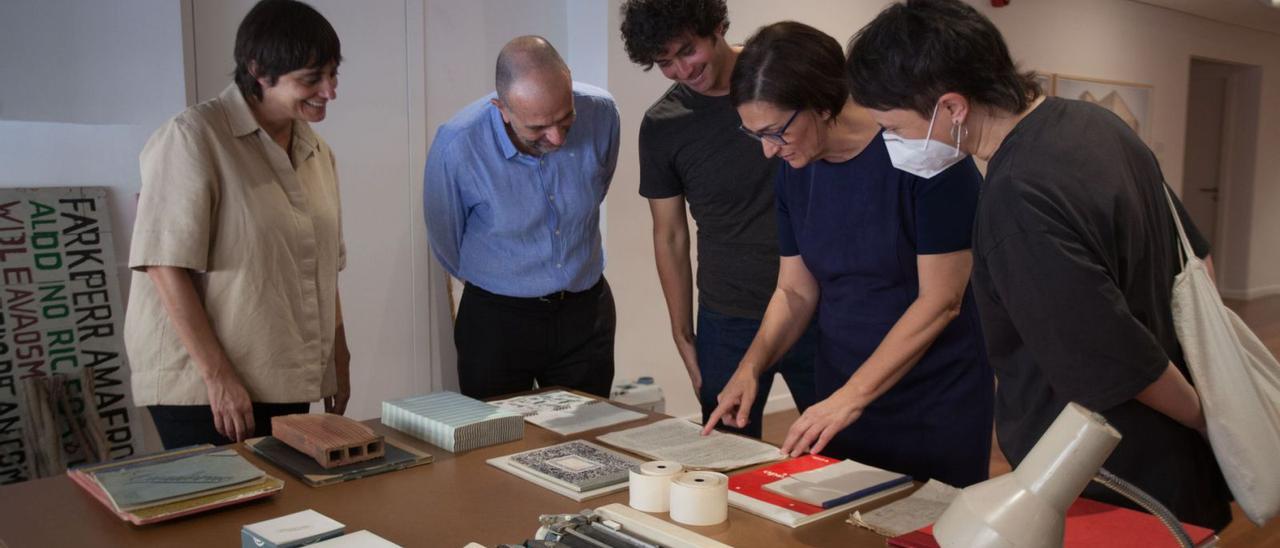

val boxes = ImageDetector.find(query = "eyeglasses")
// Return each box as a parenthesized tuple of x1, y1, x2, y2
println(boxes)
(739, 110, 800, 145)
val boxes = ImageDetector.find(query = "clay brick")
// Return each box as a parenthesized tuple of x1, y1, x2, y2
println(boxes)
(271, 414, 386, 469)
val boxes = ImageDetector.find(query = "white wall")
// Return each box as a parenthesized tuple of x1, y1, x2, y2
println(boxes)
(0, 0, 190, 454)
(974, 0, 1280, 299)
(0, 1, 188, 126)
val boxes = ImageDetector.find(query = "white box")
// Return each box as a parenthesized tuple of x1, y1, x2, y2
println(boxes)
(241, 509, 344, 548)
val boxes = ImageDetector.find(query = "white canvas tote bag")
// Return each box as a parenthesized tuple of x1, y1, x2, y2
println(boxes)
(1164, 186, 1280, 526)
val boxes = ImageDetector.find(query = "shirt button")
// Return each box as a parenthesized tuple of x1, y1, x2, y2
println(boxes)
(556, 263, 563, 268)
(554, 229, 560, 235)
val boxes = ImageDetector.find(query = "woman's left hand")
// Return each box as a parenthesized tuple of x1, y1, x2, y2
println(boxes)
(780, 387, 870, 457)
(325, 380, 350, 416)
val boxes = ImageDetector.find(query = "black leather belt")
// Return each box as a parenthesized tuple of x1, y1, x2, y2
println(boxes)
(466, 277, 604, 304)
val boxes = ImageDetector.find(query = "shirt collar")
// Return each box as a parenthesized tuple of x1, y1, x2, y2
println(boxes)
(220, 83, 318, 157)
(488, 100, 521, 160)
(221, 83, 261, 138)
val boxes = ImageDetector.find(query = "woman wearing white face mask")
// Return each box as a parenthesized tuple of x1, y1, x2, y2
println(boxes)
(847, 0, 1231, 530)
(704, 21, 993, 488)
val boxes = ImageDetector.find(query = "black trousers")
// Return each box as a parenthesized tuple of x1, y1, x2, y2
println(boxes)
(455, 277, 615, 400)
(148, 402, 310, 449)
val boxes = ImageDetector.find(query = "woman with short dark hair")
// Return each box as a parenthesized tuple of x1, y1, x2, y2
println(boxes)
(705, 21, 993, 488)
(847, 0, 1230, 528)
(125, 0, 352, 448)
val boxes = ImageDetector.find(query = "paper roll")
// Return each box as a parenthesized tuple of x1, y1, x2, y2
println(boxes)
(629, 461, 684, 512)
(669, 471, 729, 526)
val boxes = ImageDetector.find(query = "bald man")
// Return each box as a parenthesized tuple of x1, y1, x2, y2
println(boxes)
(424, 36, 621, 399)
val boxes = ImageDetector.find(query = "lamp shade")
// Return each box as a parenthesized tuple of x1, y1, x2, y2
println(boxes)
(934, 403, 1122, 548)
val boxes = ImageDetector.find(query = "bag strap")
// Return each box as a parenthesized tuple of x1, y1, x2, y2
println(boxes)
(1161, 184, 1197, 271)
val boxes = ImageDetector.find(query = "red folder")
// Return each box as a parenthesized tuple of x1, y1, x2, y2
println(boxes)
(887, 497, 1217, 548)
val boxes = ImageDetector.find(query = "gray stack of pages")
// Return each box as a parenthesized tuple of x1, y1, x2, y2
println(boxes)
(381, 391, 523, 453)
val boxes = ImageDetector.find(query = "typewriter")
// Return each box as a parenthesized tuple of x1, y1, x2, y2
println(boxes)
(501, 503, 729, 548)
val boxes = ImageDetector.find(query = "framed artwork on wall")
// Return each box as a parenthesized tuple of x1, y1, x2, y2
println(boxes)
(1053, 74, 1154, 142)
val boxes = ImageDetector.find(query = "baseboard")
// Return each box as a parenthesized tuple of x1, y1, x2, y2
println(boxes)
(1220, 285, 1280, 301)
(679, 393, 797, 424)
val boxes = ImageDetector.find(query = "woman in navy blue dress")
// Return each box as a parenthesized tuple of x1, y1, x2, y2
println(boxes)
(703, 22, 993, 487)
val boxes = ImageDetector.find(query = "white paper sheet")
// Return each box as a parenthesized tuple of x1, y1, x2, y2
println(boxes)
(847, 479, 960, 537)
(595, 418, 783, 471)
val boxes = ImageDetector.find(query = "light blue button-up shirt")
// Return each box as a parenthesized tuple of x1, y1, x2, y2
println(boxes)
(424, 82, 620, 298)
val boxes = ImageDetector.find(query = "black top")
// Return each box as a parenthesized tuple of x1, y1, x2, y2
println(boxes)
(638, 84, 779, 319)
(973, 97, 1231, 529)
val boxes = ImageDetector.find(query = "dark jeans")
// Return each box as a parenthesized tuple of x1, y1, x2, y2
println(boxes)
(455, 277, 616, 400)
(697, 305, 819, 438)
(148, 402, 310, 449)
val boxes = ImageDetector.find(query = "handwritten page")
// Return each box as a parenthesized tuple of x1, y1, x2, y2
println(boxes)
(847, 479, 959, 537)
(596, 418, 783, 471)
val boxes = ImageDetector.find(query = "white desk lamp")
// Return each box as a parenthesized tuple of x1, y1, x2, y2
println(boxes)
(933, 402, 1121, 548)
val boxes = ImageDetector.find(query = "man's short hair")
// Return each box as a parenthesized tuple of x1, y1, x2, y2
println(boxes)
(233, 0, 342, 101)
(495, 36, 569, 101)
(619, 0, 728, 70)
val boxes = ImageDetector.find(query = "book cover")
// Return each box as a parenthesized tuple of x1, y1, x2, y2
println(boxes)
(485, 453, 631, 502)
(69, 467, 283, 526)
(381, 391, 523, 453)
(887, 497, 1219, 548)
(727, 454, 912, 528)
(245, 436, 432, 487)
(762, 458, 912, 508)
(506, 440, 641, 492)
(90, 447, 265, 511)
(241, 509, 345, 548)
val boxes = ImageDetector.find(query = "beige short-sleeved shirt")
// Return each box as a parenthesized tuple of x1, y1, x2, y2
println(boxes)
(124, 83, 346, 406)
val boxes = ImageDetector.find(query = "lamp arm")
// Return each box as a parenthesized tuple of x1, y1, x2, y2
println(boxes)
(1092, 468, 1195, 548)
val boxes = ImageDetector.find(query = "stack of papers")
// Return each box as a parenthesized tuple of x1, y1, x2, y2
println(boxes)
(67, 445, 283, 525)
(764, 459, 913, 508)
(490, 390, 646, 435)
(849, 479, 959, 537)
(727, 455, 912, 528)
(381, 391, 523, 453)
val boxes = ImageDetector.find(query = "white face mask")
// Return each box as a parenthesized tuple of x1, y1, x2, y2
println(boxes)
(882, 102, 969, 179)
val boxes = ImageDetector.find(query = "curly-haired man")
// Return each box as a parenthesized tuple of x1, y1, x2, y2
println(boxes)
(620, 0, 817, 438)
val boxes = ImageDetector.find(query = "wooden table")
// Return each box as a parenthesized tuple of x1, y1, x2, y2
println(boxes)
(0, 404, 910, 547)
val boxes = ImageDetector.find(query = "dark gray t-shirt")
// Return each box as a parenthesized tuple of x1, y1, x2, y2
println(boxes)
(638, 84, 779, 319)
(972, 97, 1230, 529)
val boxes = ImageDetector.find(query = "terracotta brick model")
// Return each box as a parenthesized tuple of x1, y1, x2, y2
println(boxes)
(271, 414, 386, 469)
